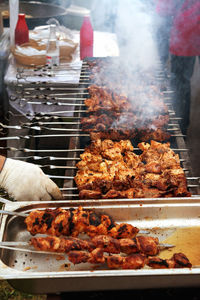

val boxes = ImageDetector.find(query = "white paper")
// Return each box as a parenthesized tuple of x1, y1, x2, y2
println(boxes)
(9, 0, 19, 46)
(15, 46, 46, 56)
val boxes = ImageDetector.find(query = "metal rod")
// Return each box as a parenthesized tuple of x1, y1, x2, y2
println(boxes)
(26, 127, 82, 132)
(60, 187, 78, 191)
(48, 175, 74, 179)
(0, 244, 65, 255)
(23, 92, 89, 96)
(63, 194, 79, 197)
(0, 147, 84, 153)
(20, 95, 86, 101)
(38, 110, 86, 115)
(8, 111, 80, 120)
(17, 99, 85, 107)
(40, 165, 77, 170)
(0, 133, 187, 141)
(0, 197, 12, 205)
(187, 185, 200, 188)
(0, 240, 174, 250)
(12, 156, 80, 161)
(20, 86, 87, 91)
(0, 241, 28, 246)
(0, 210, 27, 218)
(0, 133, 90, 140)
(1, 145, 188, 153)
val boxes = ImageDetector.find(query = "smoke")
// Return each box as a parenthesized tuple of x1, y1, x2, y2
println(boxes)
(114, 0, 159, 71)
(87, 0, 167, 131)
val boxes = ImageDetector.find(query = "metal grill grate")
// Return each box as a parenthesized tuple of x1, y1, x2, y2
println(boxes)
(1, 58, 199, 200)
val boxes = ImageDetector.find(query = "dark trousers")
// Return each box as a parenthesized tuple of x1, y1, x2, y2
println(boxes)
(170, 55, 199, 135)
(156, 16, 173, 67)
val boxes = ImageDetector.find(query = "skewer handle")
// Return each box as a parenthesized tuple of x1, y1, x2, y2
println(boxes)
(0, 244, 63, 255)
(0, 210, 27, 218)
(0, 197, 12, 205)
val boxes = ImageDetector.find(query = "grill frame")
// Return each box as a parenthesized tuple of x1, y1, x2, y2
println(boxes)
(2, 57, 199, 199)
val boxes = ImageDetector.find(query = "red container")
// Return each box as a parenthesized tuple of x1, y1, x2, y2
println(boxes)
(80, 16, 93, 60)
(15, 14, 29, 46)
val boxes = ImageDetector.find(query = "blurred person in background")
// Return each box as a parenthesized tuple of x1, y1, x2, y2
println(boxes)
(156, 0, 200, 135)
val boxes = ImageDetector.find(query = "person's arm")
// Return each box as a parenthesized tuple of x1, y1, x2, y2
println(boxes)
(0, 155, 63, 201)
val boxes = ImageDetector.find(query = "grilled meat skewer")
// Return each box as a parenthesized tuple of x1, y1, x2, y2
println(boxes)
(25, 206, 139, 239)
(75, 139, 191, 199)
(68, 249, 192, 269)
(82, 84, 171, 142)
(30, 235, 171, 256)
(147, 253, 192, 269)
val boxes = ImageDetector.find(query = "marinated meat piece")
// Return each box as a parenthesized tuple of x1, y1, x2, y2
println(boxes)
(30, 236, 95, 253)
(147, 253, 192, 269)
(68, 248, 105, 264)
(75, 139, 191, 199)
(106, 253, 146, 269)
(68, 248, 192, 270)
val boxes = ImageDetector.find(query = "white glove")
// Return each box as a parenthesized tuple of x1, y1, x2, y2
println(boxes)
(0, 158, 63, 201)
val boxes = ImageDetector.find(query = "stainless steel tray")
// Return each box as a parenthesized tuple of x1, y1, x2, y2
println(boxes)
(1, 198, 200, 294)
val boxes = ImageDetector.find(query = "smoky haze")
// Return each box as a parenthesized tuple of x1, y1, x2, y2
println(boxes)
(88, 0, 160, 72)
(114, 0, 159, 71)
(88, 0, 166, 131)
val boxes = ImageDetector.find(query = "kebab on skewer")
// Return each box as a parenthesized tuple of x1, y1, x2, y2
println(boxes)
(30, 235, 164, 256)
(28, 232, 191, 269)
(68, 249, 192, 270)
(89, 127, 171, 142)
(80, 83, 171, 142)
(25, 206, 140, 239)
(81, 111, 170, 142)
(85, 85, 168, 114)
(74, 139, 191, 199)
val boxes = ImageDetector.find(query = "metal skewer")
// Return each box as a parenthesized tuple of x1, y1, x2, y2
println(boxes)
(7, 111, 80, 120)
(12, 156, 80, 161)
(0, 146, 84, 153)
(0, 133, 186, 141)
(19, 95, 86, 101)
(23, 92, 89, 97)
(1, 123, 178, 133)
(17, 86, 87, 92)
(16, 99, 85, 107)
(0, 133, 90, 140)
(0, 241, 174, 254)
(0, 243, 66, 255)
(40, 165, 77, 170)
(0, 145, 188, 153)
(0, 210, 27, 218)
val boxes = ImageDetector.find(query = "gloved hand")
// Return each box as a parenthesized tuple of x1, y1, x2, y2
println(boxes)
(0, 158, 63, 201)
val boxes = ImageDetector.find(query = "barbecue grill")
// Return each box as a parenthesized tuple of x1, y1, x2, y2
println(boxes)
(0, 57, 200, 293)
(2, 58, 199, 198)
